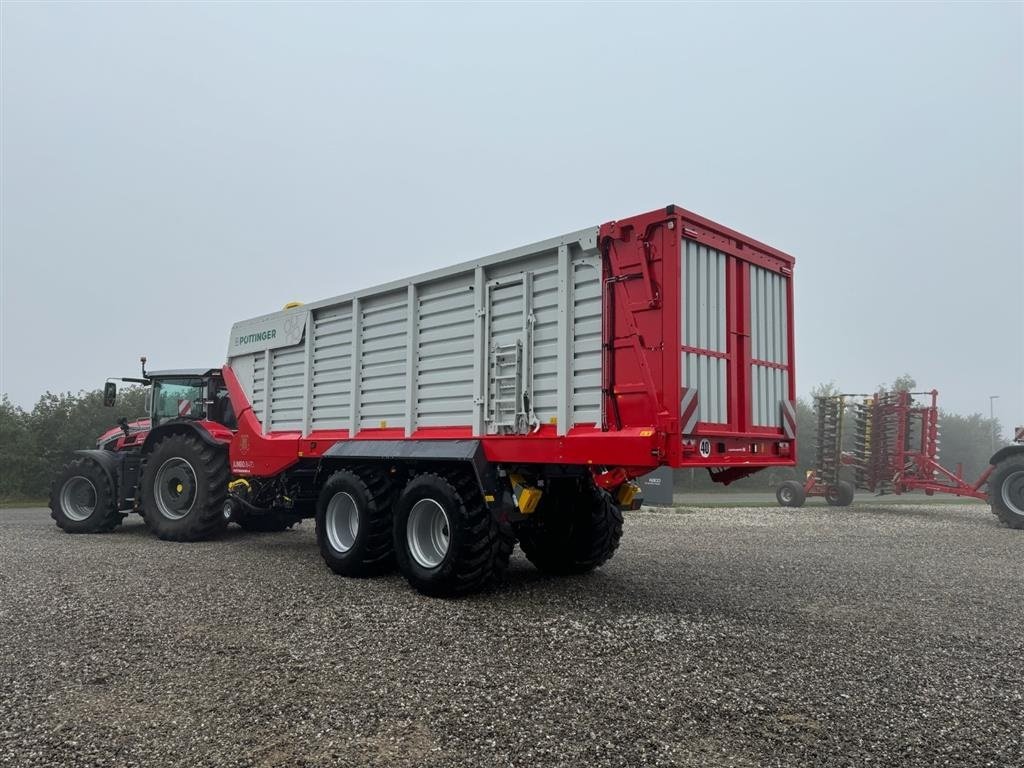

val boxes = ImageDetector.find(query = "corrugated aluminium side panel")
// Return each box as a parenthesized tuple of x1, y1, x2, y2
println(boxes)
(229, 353, 258, 410)
(251, 352, 266, 427)
(681, 239, 727, 427)
(529, 267, 560, 417)
(358, 291, 409, 429)
(483, 249, 584, 430)
(571, 257, 602, 426)
(415, 276, 475, 427)
(310, 305, 353, 430)
(231, 226, 603, 436)
(750, 264, 790, 428)
(268, 345, 305, 431)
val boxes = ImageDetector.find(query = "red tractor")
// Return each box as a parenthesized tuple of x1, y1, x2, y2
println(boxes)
(50, 358, 305, 540)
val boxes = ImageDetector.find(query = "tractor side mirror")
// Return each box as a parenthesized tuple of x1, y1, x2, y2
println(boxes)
(103, 382, 117, 407)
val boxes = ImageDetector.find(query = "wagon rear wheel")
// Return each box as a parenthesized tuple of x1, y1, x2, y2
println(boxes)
(515, 477, 624, 576)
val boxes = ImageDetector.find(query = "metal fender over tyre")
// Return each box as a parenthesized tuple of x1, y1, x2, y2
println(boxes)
(316, 469, 395, 576)
(989, 455, 1024, 530)
(515, 478, 624, 576)
(825, 481, 855, 507)
(393, 471, 513, 597)
(49, 458, 122, 533)
(141, 434, 229, 541)
(776, 480, 806, 508)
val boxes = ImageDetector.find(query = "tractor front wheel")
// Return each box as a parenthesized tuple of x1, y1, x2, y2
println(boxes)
(49, 458, 123, 533)
(989, 455, 1024, 530)
(141, 434, 229, 541)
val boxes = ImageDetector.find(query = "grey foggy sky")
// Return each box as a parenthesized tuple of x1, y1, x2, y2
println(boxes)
(2, 1, 1022, 431)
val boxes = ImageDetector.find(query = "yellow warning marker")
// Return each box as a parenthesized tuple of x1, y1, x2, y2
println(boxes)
(509, 473, 543, 515)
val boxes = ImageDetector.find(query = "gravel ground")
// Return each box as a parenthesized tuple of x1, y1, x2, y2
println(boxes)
(1, 503, 1020, 768)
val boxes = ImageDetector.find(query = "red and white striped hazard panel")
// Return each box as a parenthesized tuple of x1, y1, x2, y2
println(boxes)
(178, 399, 192, 417)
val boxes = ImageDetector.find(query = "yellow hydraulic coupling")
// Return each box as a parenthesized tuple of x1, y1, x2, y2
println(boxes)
(228, 478, 252, 494)
(616, 481, 641, 509)
(509, 474, 543, 515)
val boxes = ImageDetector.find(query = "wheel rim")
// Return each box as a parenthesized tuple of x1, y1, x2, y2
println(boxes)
(60, 476, 97, 521)
(325, 492, 360, 553)
(154, 457, 198, 520)
(1001, 470, 1024, 516)
(779, 486, 794, 504)
(407, 498, 450, 569)
(826, 487, 839, 502)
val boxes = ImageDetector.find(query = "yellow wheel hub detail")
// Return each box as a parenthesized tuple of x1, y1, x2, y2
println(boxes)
(176, 483, 184, 493)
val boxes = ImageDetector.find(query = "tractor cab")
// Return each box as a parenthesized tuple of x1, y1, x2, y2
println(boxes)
(147, 369, 236, 429)
(103, 358, 236, 431)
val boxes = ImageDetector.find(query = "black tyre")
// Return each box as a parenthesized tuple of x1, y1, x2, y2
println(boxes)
(49, 457, 123, 533)
(776, 480, 806, 508)
(316, 469, 395, 576)
(825, 481, 855, 507)
(989, 454, 1024, 530)
(515, 478, 624, 576)
(140, 433, 229, 541)
(393, 471, 513, 596)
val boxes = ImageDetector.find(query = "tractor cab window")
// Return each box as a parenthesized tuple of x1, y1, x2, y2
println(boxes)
(152, 378, 205, 424)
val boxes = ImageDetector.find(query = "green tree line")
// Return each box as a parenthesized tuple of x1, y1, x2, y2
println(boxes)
(1, 388, 148, 500)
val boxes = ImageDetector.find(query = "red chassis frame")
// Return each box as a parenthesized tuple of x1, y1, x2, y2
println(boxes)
(222, 206, 798, 483)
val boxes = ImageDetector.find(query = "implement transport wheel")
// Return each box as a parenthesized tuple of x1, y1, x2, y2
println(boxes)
(776, 480, 806, 508)
(989, 455, 1024, 530)
(515, 477, 624, 576)
(140, 434, 229, 541)
(825, 481, 855, 507)
(316, 469, 395, 576)
(393, 471, 513, 597)
(49, 457, 123, 533)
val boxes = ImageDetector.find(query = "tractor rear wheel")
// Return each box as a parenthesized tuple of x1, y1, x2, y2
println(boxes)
(826, 481, 855, 507)
(393, 470, 513, 596)
(776, 480, 806, 508)
(989, 455, 1024, 530)
(315, 468, 395, 576)
(141, 434, 229, 541)
(49, 458, 123, 533)
(515, 478, 624, 576)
